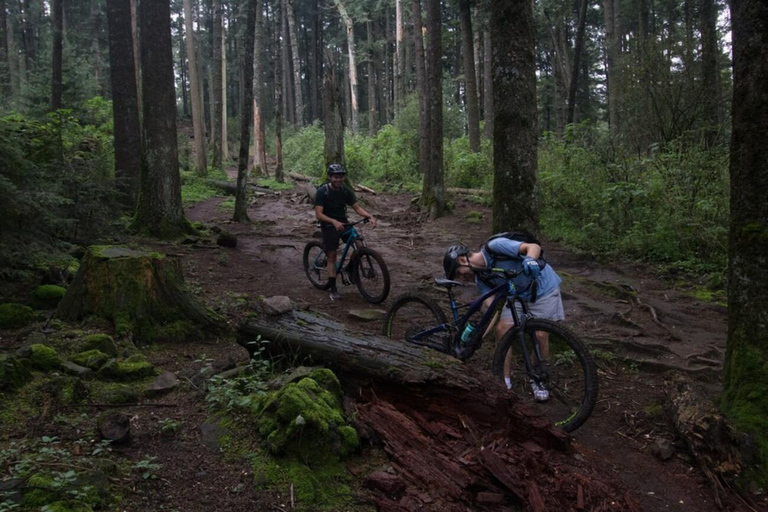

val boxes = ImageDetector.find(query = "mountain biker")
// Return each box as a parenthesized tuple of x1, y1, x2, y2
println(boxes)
(443, 235, 564, 401)
(314, 163, 378, 301)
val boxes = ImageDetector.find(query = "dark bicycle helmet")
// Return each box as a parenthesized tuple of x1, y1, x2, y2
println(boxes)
(443, 244, 469, 279)
(327, 163, 347, 176)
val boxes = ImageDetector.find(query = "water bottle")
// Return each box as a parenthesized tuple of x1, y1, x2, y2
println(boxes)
(460, 322, 477, 345)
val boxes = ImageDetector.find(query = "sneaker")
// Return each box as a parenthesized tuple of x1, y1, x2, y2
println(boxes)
(329, 290, 342, 301)
(530, 380, 550, 402)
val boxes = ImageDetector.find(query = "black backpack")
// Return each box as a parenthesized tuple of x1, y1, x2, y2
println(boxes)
(482, 231, 547, 302)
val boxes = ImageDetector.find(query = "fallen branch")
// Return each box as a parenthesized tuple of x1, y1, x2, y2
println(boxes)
(288, 172, 313, 182)
(355, 184, 377, 195)
(447, 187, 490, 195)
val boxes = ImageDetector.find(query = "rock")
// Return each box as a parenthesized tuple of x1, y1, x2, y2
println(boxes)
(0, 303, 35, 329)
(98, 358, 156, 381)
(76, 333, 118, 357)
(216, 231, 237, 248)
(181, 236, 200, 245)
(31, 285, 66, 309)
(263, 296, 293, 315)
(0, 356, 33, 391)
(60, 360, 94, 379)
(96, 383, 139, 405)
(0, 478, 24, 504)
(48, 376, 89, 404)
(96, 411, 131, 444)
(364, 471, 406, 496)
(199, 419, 228, 452)
(144, 371, 179, 397)
(72, 350, 112, 370)
(16, 331, 48, 357)
(348, 309, 386, 322)
(650, 438, 676, 461)
(28, 343, 61, 371)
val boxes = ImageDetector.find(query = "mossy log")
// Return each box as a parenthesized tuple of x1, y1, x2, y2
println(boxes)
(665, 373, 743, 506)
(58, 246, 222, 342)
(239, 312, 639, 511)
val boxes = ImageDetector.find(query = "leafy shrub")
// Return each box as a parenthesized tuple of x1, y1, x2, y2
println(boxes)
(444, 136, 493, 189)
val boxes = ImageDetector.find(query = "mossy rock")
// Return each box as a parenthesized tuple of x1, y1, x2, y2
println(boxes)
(31, 285, 67, 309)
(255, 369, 357, 465)
(71, 350, 112, 370)
(40, 501, 94, 512)
(92, 383, 139, 404)
(28, 344, 61, 371)
(0, 356, 33, 391)
(98, 358, 156, 381)
(76, 334, 119, 357)
(24, 472, 100, 511)
(24, 473, 62, 507)
(0, 303, 35, 329)
(46, 376, 89, 405)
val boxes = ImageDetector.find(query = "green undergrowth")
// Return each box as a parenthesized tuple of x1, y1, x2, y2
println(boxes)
(256, 177, 294, 191)
(180, 167, 229, 205)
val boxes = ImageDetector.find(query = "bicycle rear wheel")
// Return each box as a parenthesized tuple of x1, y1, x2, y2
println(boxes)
(303, 241, 331, 290)
(354, 248, 391, 303)
(382, 293, 451, 353)
(492, 319, 598, 432)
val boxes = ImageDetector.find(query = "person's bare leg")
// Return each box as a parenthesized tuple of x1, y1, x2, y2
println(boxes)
(326, 250, 337, 279)
(496, 318, 514, 387)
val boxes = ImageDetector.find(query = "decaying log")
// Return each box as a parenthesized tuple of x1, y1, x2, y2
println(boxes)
(355, 184, 377, 194)
(204, 179, 277, 196)
(447, 187, 490, 195)
(287, 172, 312, 182)
(665, 373, 743, 507)
(239, 311, 640, 511)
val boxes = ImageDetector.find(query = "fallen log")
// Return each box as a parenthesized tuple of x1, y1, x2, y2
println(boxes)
(239, 311, 639, 511)
(355, 184, 377, 195)
(447, 187, 490, 195)
(287, 172, 313, 182)
(204, 179, 277, 196)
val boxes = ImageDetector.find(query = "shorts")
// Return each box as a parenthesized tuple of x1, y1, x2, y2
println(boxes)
(500, 288, 565, 322)
(321, 223, 351, 252)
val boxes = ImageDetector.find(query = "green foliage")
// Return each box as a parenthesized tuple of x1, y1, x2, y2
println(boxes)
(32, 285, 67, 309)
(0, 303, 35, 329)
(444, 137, 493, 189)
(255, 178, 295, 191)
(282, 123, 326, 178)
(180, 168, 228, 205)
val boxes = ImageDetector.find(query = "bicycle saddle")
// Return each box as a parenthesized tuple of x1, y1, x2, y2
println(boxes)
(434, 278, 464, 288)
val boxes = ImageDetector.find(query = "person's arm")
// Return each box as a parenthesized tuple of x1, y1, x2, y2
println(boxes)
(518, 243, 542, 277)
(351, 203, 377, 228)
(315, 205, 344, 231)
(518, 243, 542, 259)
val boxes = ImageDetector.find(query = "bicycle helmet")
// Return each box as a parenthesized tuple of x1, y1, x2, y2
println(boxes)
(443, 244, 469, 279)
(327, 163, 347, 176)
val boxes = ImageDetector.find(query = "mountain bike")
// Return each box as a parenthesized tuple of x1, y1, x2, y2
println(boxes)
(303, 218, 391, 304)
(382, 267, 598, 432)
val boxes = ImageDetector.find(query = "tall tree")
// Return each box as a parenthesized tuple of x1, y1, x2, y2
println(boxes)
(130, 0, 141, 111)
(482, 28, 492, 138)
(0, 0, 7, 96)
(252, 0, 268, 176)
(699, 0, 719, 147)
(333, 0, 358, 133)
(234, 0, 256, 222)
(458, 0, 479, 152)
(367, 20, 377, 134)
(412, 0, 428, 171)
(106, 0, 141, 208)
(212, 0, 223, 169)
(722, 0, 768, 484)
(183, 0, 207, 175)
(221, 18, 228, 161)
(566, 0, 589, 126)
(285, 0, 303, 126)
(491, 0, 538, 233)
(421, 0, 444, 218)
(133, 0, 190, 237)
(275, 0, 285, 179)
(603, 0, 621, 135)
(309, 0, 321, 123)
(394, 0, 405, 112)
(51, 0, 63, 111)
(323, 51, 343, 168)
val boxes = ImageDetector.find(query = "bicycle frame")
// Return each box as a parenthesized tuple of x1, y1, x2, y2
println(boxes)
(312, 221, 367, 274)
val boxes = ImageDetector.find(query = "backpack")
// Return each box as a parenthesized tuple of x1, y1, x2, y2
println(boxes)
(483, 231, 546, 263)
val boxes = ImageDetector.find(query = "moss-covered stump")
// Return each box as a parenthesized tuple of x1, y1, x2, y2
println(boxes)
(255, 369, 358, 466)
(0, 303, 35, 329)
(0, 356, 33, 391)
(28, 344, 61, 371)
(31, 285, 67, 309)
(98, 357, 157, 381)
(57, 246, 222, 343)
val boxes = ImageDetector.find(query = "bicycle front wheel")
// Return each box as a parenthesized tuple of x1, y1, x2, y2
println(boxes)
(303, 241, 331, 290)
(492, 319, 598, 432)
(382, 293, 451, 353)
(354, 248, 391, 303)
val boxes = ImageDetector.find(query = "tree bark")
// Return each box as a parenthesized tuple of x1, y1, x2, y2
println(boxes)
(698, 0, 719, 147)
(421, 0, 444, 218)
(50, 0, 63, 111)
(309, 0, 321, 123)
(179, 17, 189, 118)
(183, 0, 208, 176)
(491, 0, 538, 234)
(234, 0, 256, 223)
(221, 20, 228, 162)
(323, 50, 344, 168)
(412, 0, 427, 173)
(133, 0, 191, 238)
(333, 0, 357, 133)
(130, 0, 141, 119)
(274, 0, 285, 181)
(252, 0, 267, 176)
(566, 0, 588, 127)
(458, 0, 479, 152)
(212, 0, 223, 169)
(723, 0, 768, 486)
(285, 0, 303, 127)
(106, 0, 142, 209)
(483, 28, 493, 139)
(0, 0, 8, 96)
(394, 0, 405, 113)
(603, 0, 620, 135)
(367, 21, 377, 134)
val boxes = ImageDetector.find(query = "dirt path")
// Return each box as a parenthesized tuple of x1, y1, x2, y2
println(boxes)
(175, 180, 754, 511)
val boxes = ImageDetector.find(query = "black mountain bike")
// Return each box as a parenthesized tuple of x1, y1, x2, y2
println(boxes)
(382, 267, 598, 432)
(303, 218, 391, 304)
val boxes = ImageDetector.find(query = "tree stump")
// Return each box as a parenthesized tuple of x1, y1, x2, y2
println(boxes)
(240, 311, 640, 511)
(58, 246, 222, 342)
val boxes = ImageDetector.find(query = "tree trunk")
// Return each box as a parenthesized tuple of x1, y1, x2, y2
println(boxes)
(106, 0, 142, 209)
(252, 0, 267, 176)
(483, 28, 492, 139)
(133, 0, 191, 238)
(50, 0, 63, 111)
(309, 0, 320, 123)
(285, 0, 303, 127)
(323, 51, 344, 168)
(723, 0, 768, 486)
(238, 311, 640, 511)
(183, 0, 207, 176)
(367, 21, 377, 135)
(394, 0, 405, 113)
(566, 0, 588, 127)
(58, 247, 221, 342)
(603, 0, 620, 135)
(458, 0, 479, 152)
(130, 0, 141, 112)
(281, 2, 294, 127)
(473, 6, 481, 114)
(179, 17, 189, 118)
(234, 0, 256, 223)
(491, 0, 538, 234)
(21, 0, 36, 73)
(412, 0, 427, 173)
(221, 21, 228, 162)
(375, 17, 388, 125)
(334, 0, 357, 133)
(274, 1, 285, 181)
(698, 0, 719, 147)
(421, 0, 444, 218)
(212, 0, 223, 169)
(0, 0, 9, 96)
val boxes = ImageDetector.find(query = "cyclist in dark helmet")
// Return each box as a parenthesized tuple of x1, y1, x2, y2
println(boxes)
(443, 236, 564, 402)
(314, 164, 378, 301)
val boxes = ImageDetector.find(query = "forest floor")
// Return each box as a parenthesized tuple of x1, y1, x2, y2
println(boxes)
(1, 175, 764, 512)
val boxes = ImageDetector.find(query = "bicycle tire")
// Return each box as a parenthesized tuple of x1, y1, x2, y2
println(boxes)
(353, 247, 391, 304)
(382, 293, 451, 353)
(303, 241, 331, 290)
(492, 318, 598, 432)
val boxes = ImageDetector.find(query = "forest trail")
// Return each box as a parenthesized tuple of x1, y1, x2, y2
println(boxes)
(173, 180, 742, 511)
